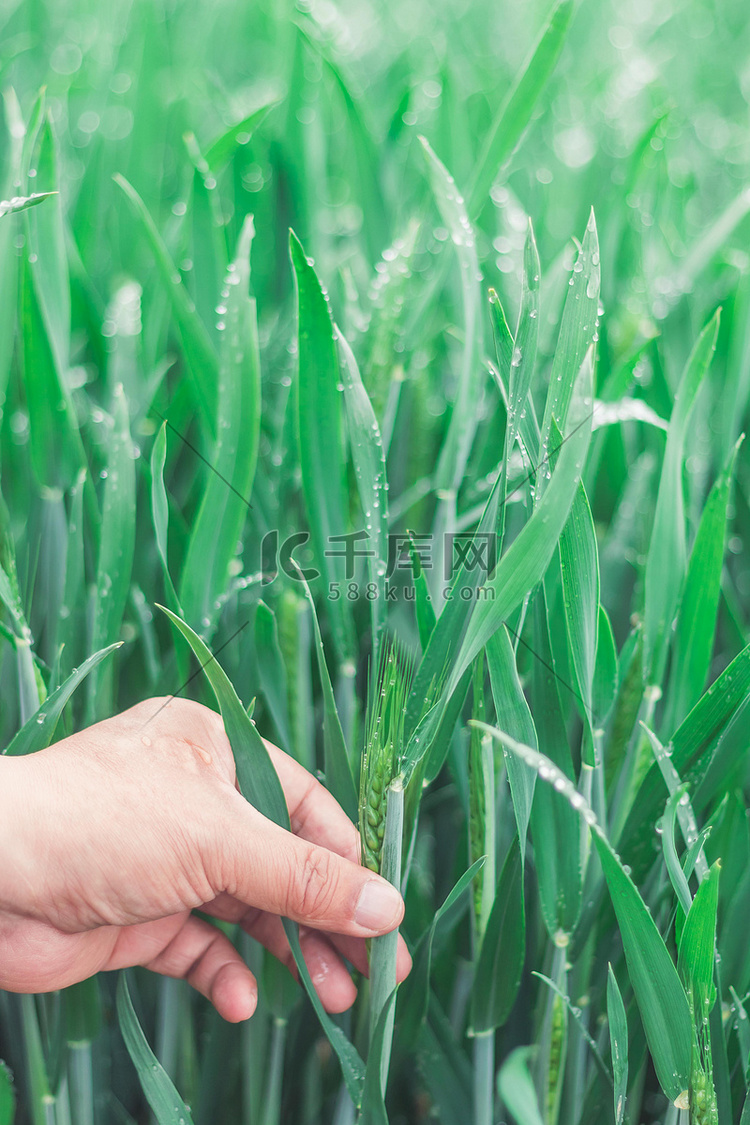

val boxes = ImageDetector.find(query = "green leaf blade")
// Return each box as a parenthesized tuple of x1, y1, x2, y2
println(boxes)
(290, 231, 354, 665)
(470, 837, 525, 1033)
(179, 217, 260, 633)
(468, 0, 575, 215)
(643, 310, 720, 680)
(117, 974, 194, 1125)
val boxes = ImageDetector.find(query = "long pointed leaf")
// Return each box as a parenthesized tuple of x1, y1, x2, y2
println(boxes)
(87, 384, 135, 721)
(116, 974, 194, 1125)
(4, 642, 122, 756)
(420, 137, 482, 494)
(677, 861, 720, 1020)
(607, 966, 628, 1125)
(470, 837, 525, 1032)
(643, 311, 720, 680)
(664, 436, 742, 733)
(114, 174, 218, 434)
(179, 217, 260, 633)
(486, 626, 537, 857)
(476, 724, 693, 1104)
(336, 326, 389, 665)
(158, 606, 365, 1103)
(290, 231, 354, 664)
(468, 0, 574, 215)
(448, 349, 593, 691)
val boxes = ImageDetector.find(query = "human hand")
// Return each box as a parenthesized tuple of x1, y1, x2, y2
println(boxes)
(0, 697, 411, 1021)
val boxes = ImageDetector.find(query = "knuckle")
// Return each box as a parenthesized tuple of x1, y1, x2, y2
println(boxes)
(289, 845, 339, 920)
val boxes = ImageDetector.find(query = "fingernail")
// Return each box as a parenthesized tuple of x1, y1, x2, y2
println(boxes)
(355, 879, 403, 932)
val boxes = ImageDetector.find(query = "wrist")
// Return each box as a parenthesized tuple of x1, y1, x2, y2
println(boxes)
(0, 753, 44, 914)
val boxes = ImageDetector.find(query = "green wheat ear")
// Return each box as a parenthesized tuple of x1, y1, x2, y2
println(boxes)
(359, 641, 414, 874)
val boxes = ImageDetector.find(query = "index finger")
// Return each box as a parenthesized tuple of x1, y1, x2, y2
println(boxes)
(261, 738, 362, 864)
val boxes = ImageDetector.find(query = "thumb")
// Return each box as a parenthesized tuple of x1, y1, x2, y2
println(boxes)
(218, 802, 404, 938)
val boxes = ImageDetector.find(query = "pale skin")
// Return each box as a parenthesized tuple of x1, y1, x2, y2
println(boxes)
(0, 696, 411, 1021)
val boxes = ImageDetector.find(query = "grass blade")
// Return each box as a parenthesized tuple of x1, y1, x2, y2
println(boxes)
(336, 326, 389, 665)
(399, 859, 484, 1044)
(408, 532, 437, 652)
(57, 468, 87, 677)
(359, 990, 398, 1125)
(486, 627, 537, 856)
(86, 384, 135, 722)
(448, 349, 593, 691)
(19, 995, 53, 1125)
(0, 190, 57, 217)
(498, 1047, 545, 1125)
(607, 966, 628, 1125)
(179, 217, 260, 633)
(294, 566, 358, 822)
(468, 0, 574, 215)
(20, 252, 81, 490)
(496, 224, 541, 548)
(663, 436, 742, 734)
(402, 351, 592, 786)
(184, 132, 229, 351)
(477, 724, 693, 1105)
(533, 970, 613, 1091)
(114, 173, 219, 435)
(622, 640, 750, 880)
(470, 837, 525, 1033)
(0, 1059, 15, 1125)
(489, 287, 514, 374)
(149, 422, 182, 613)
(367, 779, 403, 1096)
(254, 601, 292, 754)
(26, 116, 69, 376)
(558, 478, 599, 751)
(643, 310, 720, 681)
(538, 211, 599, 475)
(677, 861, 720, 1021)
(592, 605, 618, 725)
(529, 587, 582, 939)
(116, 973, 194, 1125)
(403, 458, 502, 745)
(290, 231, 354, 665)
(661, 786, 693, 918)
(158, 605, 366, 1103)
(4, 642, 121, 756)
(159, 605, 289, 826)
(506, 223, 541, 478)
(419, 136, 482, 495)
(204, 103, 275, 173)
